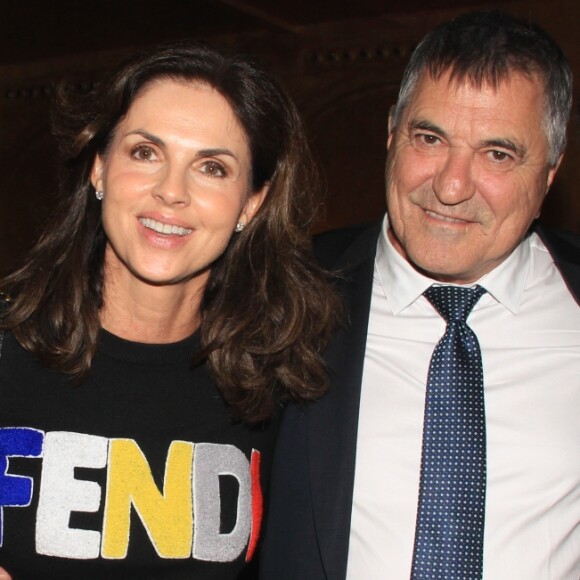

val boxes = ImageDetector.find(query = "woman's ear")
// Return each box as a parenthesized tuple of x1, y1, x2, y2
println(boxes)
(90, 155, 105, 192)
(239, 182, 269, 226)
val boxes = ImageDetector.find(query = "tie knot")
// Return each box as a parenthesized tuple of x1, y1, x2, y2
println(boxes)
(424, 284, 486, 323)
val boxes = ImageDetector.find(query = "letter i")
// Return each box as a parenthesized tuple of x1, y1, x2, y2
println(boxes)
(245, 449, 262, 562)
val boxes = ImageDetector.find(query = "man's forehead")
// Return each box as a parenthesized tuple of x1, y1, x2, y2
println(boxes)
(418, 65, 543, 98)
(401, 68, 546, 125)
(394, 68, 552, 166)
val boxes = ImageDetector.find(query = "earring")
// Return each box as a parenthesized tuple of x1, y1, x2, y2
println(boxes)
(235, 222, 245, 232)
(95, 190, 104, 201)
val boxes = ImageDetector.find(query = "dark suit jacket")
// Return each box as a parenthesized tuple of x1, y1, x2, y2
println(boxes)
(260, 220, 580, 580)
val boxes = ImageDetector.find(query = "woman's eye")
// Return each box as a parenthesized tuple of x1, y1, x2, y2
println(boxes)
(131, 145, 157, 161)
(200, 161, 226, 177)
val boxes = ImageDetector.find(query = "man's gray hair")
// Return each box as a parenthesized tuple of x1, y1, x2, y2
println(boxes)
(392, 11, 573, 166)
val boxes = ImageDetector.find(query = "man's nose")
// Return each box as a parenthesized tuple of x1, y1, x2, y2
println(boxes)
(432, 148, 476, 204)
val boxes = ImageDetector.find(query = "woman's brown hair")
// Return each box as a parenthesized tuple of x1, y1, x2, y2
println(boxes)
(0, 41, 341, 423)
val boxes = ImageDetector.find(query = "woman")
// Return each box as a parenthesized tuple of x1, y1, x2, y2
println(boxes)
(0, 42, 339, 578)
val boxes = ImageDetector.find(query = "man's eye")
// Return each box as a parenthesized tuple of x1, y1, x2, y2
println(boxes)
(200, 161, 226, 177)
(488, 150, 513, 163)
(416, 134, 440, 146)
(131, 145, 156, 161)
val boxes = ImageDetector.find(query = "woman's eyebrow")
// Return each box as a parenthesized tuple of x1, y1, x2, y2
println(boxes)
(124, 129, 164, 147)
(123, 131, 238, 160)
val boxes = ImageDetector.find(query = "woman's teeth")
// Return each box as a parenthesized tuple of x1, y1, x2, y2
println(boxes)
(139, 218, 192, 236)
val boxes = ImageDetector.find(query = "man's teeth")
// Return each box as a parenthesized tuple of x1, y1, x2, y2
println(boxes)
(139, 218, 192, 236)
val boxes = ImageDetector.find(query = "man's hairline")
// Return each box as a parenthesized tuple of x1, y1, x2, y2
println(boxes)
(390, 65, 557, 167)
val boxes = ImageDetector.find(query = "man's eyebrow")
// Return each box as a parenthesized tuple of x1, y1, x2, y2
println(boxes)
(408, 119, 447, 137)
(407, 120, 527, 158)
(479, 138, 526, 158)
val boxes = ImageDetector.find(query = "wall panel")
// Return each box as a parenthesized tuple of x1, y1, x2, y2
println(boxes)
(1, 0, 578, 272)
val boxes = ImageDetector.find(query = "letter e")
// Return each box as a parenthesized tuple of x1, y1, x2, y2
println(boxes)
(36, 431, 108, 559)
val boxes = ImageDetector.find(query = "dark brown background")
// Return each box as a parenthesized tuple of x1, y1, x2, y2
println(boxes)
(1, 0, 579, 274)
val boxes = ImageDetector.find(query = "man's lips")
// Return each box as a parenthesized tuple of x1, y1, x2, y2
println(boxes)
(424, 209, 475, 224)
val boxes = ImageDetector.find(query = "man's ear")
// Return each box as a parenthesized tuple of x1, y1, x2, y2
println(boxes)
(387, 105, 397, 150)
(546, 154, 564, 192)
(535, 155, 563, 219)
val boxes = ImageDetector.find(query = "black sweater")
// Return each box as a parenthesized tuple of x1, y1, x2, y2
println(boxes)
(0, 330, 279, 579)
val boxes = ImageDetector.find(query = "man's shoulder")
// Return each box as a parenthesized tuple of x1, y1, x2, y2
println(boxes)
(313, 222, 382, 271)
(534, 222, 580, 304)
(535, 223, 580, 264)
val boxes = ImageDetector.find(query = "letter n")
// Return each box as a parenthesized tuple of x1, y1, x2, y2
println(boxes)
(102, 439, 193, 559)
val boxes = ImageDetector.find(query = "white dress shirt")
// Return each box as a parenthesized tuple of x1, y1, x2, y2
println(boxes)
(346, 216, 580, 579)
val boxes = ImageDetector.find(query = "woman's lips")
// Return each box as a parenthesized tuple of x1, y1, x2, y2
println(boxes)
(138, 217, 193, 236)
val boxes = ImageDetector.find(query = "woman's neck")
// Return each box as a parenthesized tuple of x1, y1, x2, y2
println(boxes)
(99, 272, 205, 344)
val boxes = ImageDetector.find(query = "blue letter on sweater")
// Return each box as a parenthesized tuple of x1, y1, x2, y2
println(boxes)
(0, 427, 44, 545)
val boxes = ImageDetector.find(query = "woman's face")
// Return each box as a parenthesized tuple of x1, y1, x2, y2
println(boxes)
(91, 78, 266, 293)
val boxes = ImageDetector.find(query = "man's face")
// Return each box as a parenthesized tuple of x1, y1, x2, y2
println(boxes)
(386, 69, 561, 283)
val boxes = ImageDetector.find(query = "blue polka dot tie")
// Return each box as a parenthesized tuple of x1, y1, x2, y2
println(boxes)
(411, 285, 487, 580)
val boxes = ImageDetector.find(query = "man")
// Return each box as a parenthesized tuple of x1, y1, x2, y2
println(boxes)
(261, 10, 580, 580)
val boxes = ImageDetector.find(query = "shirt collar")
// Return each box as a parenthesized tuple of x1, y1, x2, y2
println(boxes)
(375, 214, 532, 315)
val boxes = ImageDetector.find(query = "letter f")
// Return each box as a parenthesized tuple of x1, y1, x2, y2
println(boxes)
(0, 427, 44, 545)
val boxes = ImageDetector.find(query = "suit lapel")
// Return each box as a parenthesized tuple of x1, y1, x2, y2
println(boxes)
(308, 224, 381, 579)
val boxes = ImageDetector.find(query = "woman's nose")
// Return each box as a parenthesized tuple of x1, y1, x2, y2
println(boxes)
(153, 165, 191, 207)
